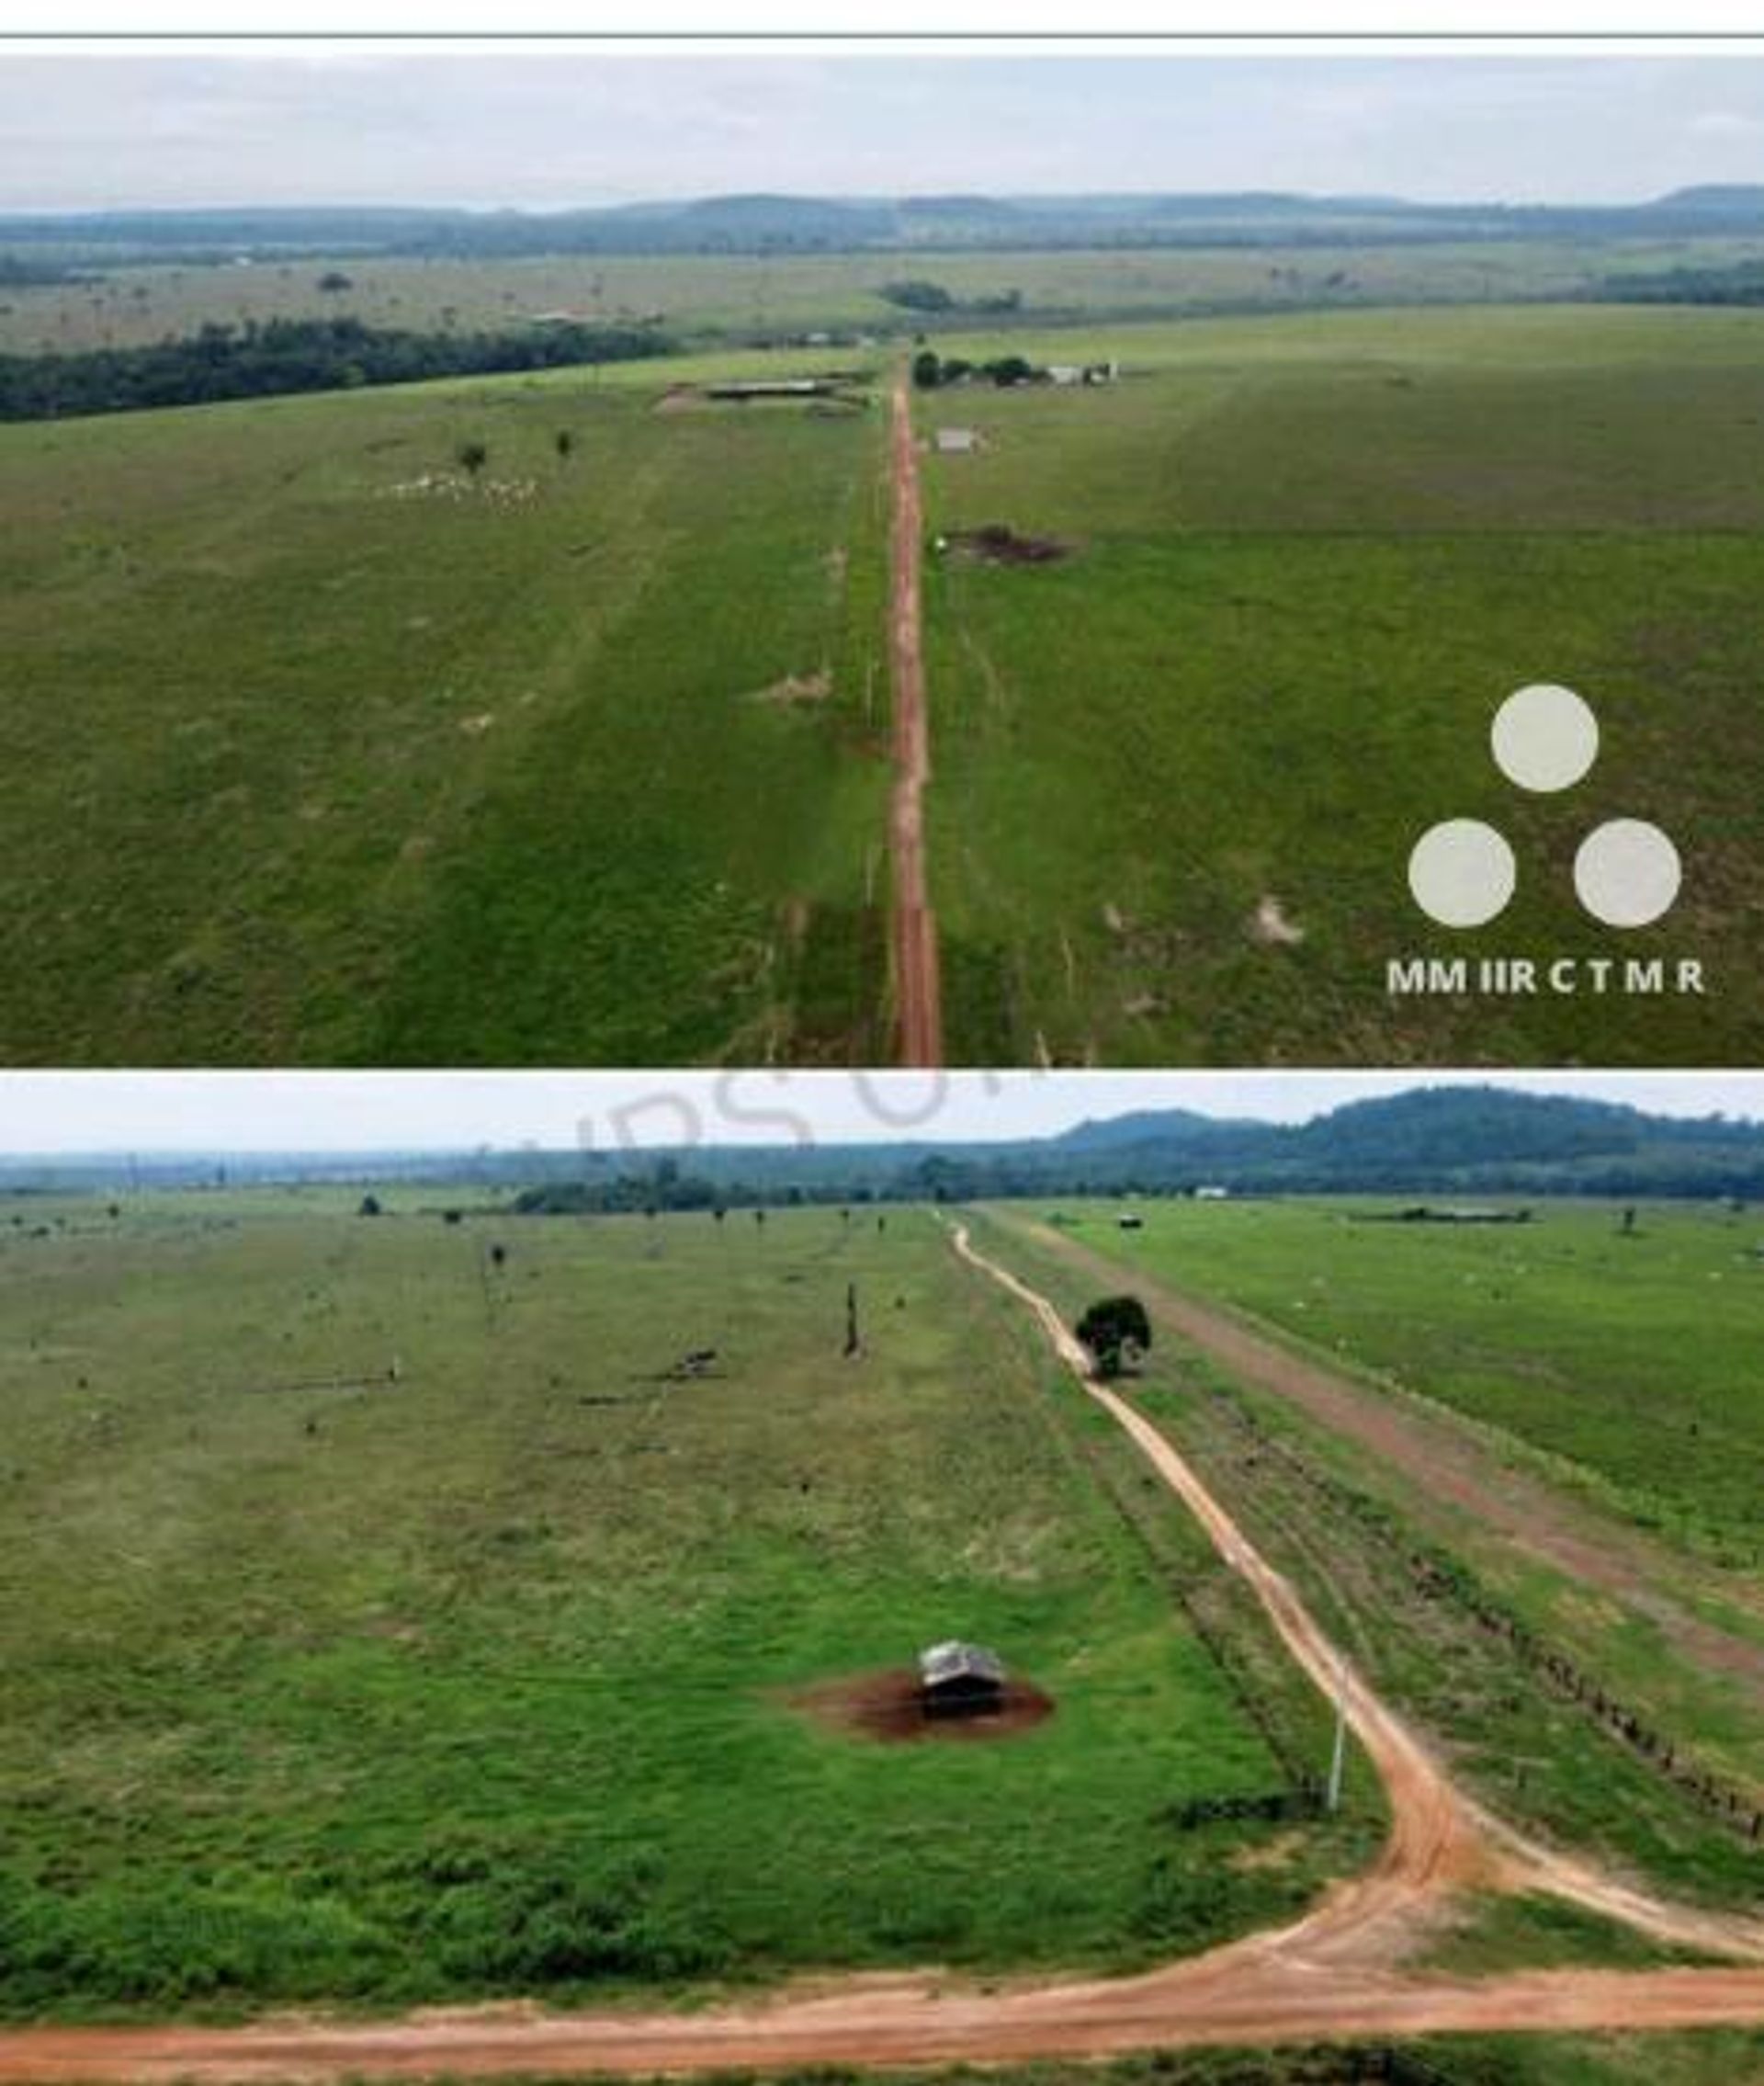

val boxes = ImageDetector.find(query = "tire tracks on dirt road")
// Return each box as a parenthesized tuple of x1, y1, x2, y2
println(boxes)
(888, 374, 943, 1069)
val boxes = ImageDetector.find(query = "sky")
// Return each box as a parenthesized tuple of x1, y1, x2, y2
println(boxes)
(0, 1071, 1759, 1154)
(5, 53, 1764, 211)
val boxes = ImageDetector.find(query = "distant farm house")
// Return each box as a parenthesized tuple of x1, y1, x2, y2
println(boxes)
(1048, 360, 1119, 387)
(705, 374, 864, 402)
(1194, 1185, 1230, 1201)
(919, 1640, 1007, 1718)
(934, 426, 980, 454)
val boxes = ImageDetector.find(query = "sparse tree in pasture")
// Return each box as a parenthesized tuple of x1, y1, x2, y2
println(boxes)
(1075, 1295, 1152, 1381)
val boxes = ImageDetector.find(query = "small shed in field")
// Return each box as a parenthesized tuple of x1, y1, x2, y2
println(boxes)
(935, 426, 980, 454)
(919, 1640, 1007, 1717)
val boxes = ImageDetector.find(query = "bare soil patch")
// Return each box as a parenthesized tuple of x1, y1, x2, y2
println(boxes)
(1251, 893, 1305, 945)
(789, 1667, 1056, 1743)
(943, 524, 1070, 566)
(745, 669, 831, 706)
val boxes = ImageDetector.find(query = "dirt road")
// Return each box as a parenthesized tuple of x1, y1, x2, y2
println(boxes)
(1, 1230, 1758, 2084)
(888, 374, 943, 1068)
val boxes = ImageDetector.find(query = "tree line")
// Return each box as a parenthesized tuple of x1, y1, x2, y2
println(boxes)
(0, 314, 678, 422)
(1594, 259, 1764, 304)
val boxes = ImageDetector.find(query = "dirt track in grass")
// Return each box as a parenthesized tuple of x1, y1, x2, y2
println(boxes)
(888, 374, 943, 1070)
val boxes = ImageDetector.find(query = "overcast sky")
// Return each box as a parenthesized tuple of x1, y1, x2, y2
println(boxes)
(0, 1071, 1758, 1155)
(5, 54, 1764, 211)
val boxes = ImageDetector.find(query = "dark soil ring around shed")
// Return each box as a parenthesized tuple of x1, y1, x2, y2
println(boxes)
(786, 1667, 1057, 1743)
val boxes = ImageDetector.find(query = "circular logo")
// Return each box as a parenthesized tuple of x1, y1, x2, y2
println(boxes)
(1574, 819, 1681, 929)
(1491, 684, 1600, 794)
(1408, 819, 1517, 929)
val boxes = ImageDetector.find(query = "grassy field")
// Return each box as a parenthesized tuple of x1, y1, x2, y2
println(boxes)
(974, 1197, 1763, 1907)
(525, 2036, 1764, 2084)
(918, 306, 1764, 1065)
(1014, 1193, 1764, 1559)
(0, 1194, 1372, 2018)
(0, 362, 889, 1064)
(576, 2037, 1764, 2085)
(8, 236, 1764, 356)
(10, 300, 1764, 1064)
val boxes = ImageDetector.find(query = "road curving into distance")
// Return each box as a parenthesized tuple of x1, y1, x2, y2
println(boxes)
(0, 1223, 1758, 2083)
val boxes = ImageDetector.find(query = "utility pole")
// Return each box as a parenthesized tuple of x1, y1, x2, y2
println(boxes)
(843, 1281, 861, 1358)
(1327, 1654, 1350, 1812)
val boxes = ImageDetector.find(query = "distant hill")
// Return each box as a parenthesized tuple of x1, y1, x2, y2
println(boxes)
(8, 188, 1764, 261)
(1051, 1107, 1269, 1153)
(497, 1086, 1764, 1213)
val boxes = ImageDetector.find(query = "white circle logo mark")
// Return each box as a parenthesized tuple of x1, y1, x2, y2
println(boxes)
(1408, 685, 1681, 932)
(1575, 820, 1681, 928)
(1491, 684, 1599, 793)
(1408, 820, 1516, 929)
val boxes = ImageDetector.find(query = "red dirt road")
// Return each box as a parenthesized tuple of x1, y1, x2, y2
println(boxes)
(1, 1230, 1758, 2083)
(888, 375, 943, 1069)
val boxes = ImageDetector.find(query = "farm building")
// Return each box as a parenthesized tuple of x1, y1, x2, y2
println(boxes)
(934, 427, 980, 454)
(705, 372, 868, 402)
(1117, 1212, 1144, 1230)
(919, 1640, 1007, 1718)
(1195, 1185, 1230, 1201)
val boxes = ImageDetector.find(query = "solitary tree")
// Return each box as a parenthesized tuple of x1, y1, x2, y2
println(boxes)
(1075, 1295, 1152, 1380)
(911, 347, 943, 391)
(457, 439, 489, 480)
(843, 1281, 860, 1359)
(555, 428, 576, 462)
(358, 1193, 382, 1218)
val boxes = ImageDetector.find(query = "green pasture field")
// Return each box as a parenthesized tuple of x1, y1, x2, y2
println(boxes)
(10, 300, 1764, 1065)
(8, 236, 1764, 356)
(917, 306, 1764, 1065)
(0, 1196, 1372, 2018)
(0, 361, 890, 1065)
(1019, 1193, 1764, 1562)
(971, 1201, 1763, 1909)
(481, 2036, 1764, 2086)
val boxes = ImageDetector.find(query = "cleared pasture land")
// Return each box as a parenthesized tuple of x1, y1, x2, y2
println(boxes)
(9, 236, 1764, 355)
(919, 307, 1764, 1065)
(0, 364, 888, 1064)
(976, 1197, 1763, 1909)
(0, 1196, 1368, 2018)
(1019, 1194, 1764, 1561)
